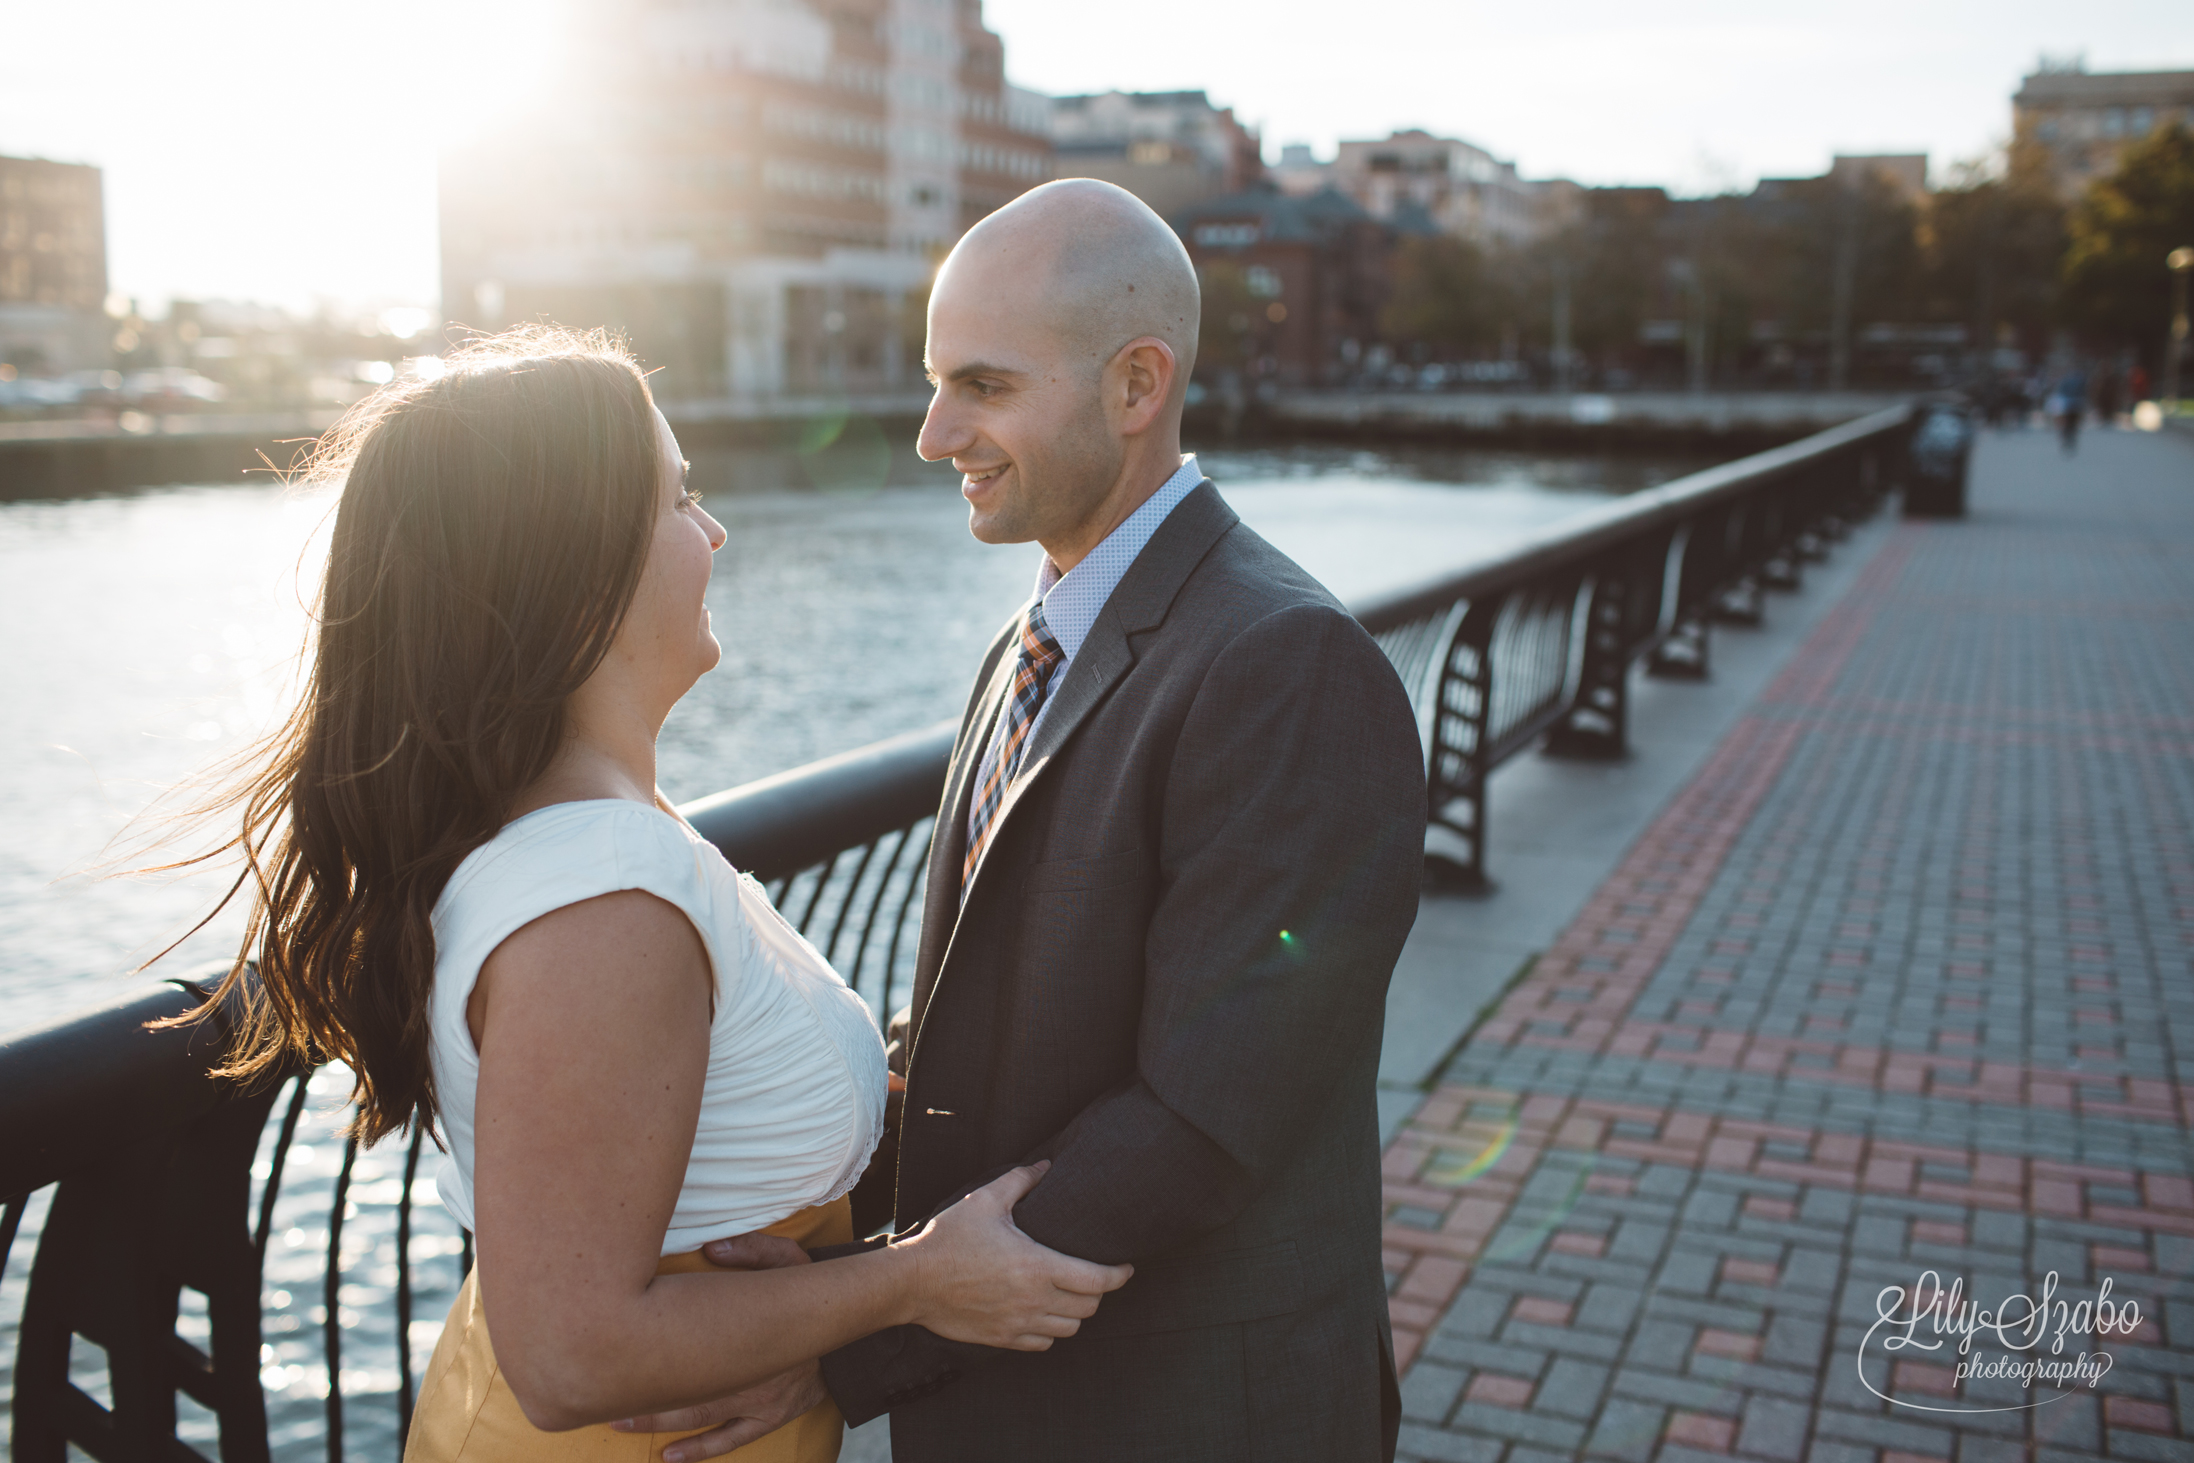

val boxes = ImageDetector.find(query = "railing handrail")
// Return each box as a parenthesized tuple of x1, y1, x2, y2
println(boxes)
(0, 978, 226, 1199)
(1351, 405, 1910, 632)
(676, 403, 1915, 867)
(0, 401, 1926, 1462)
(679, 720, 956, 884)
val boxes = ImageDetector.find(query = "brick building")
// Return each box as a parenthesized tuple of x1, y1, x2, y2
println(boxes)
(1172, 184, 1392, 388)
(439, 0, 1052, 400)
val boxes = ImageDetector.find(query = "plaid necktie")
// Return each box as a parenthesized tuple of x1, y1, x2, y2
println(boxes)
(963, 598, 1064, 894)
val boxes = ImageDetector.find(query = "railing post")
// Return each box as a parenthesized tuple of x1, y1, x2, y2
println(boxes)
(1759, 480, 1804, 592)
(1648, 614, 1710, 678)
(16, 1084, 280, 1463)
(1647, 521, 1711, 679)
(1546, 570, 1629, 760)
(1424, 599, 1497, 889)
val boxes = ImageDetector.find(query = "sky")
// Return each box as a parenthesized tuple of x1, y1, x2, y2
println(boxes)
(2, 0, 2189, 316)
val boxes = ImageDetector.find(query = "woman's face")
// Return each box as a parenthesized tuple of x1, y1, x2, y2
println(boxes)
(617, 407, 727, 709)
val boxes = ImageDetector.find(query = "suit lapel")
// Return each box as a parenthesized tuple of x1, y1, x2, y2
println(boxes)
(911, 617, 1019, 1020)
(953, 481, 1240, 914)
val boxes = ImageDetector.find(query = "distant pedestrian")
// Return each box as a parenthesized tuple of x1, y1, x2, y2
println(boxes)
(2050, 371, 2086, 454)
(2096, 368, 2123, 425)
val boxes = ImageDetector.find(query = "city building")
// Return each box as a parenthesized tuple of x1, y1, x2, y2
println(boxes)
(439, 0, 1053, 401)
(2013, 62, 2194, 199)
(0, 155, 110, 377)
(1316, 129, 1552, 249)
(1047, 90, 1263, 219)
(1269, 142, 1331, 198)
(1172, 184, 1392, 388)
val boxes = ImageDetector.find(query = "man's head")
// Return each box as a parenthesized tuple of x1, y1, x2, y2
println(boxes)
(917, 179, 1200, 569)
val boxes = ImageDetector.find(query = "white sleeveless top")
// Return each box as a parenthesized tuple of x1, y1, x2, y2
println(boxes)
(426, 799, 888, 1254)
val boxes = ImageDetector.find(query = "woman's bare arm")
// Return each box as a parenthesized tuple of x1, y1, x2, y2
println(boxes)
(468, 889, 1126, 1432)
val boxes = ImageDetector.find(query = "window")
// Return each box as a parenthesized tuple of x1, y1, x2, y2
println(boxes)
(1193, 222, 1259, 248)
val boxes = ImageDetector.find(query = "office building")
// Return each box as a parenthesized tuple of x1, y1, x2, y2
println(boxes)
(0, 155, 109, 376)
(439, 0, 1052, 400)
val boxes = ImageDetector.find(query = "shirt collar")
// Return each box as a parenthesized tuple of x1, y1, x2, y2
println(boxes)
(1032, 454, 1203, 663)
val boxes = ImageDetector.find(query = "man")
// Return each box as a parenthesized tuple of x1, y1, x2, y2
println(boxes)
(639, 179, 1425, 1461)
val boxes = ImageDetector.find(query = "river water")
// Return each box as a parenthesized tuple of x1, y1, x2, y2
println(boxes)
(0, 440, 1706, 1456)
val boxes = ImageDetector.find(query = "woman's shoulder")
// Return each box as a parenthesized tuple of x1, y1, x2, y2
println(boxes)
(437, 799, 719, 932)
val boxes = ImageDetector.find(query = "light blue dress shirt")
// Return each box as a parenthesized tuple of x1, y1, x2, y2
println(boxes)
(967, 454, 1205, 846)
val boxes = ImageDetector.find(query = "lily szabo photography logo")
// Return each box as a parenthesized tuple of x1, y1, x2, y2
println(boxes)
(1859, 1270, 2143, 1413)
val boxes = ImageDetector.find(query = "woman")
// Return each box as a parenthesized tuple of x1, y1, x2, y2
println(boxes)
(178, 328, 1129, 1461)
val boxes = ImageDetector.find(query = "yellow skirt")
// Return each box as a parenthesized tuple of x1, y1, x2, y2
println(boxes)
(405, 1198, 853, 1462)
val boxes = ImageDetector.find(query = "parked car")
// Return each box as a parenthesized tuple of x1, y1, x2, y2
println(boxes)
(0, 376, 88, 410)
(119, 367, 227, 409)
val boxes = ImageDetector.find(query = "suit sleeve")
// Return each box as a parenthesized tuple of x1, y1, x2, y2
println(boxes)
(819, 602, 1426, 1422)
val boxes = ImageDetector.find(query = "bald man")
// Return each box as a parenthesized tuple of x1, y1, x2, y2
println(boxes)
(663, 180, 1425, 1462)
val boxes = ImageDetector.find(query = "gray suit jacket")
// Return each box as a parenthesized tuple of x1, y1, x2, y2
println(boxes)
(818, 481, 1425, 1462)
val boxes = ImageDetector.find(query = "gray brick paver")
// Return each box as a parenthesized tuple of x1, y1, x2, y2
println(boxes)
(1385, 434, 2194, 1463)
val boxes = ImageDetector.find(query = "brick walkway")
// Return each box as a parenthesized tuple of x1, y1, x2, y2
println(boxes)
(1381, 428, 2194, 1463)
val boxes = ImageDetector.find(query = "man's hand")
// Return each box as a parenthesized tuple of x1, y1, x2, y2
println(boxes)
(609, 1361, 828, 1463)
(607, 1228, 825, 1461)
(699, 1231, 810, 1271)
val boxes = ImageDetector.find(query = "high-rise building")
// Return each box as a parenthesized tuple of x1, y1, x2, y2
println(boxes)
(439, 0, 1052, 400)
(2013, 62, 2194, 199)
(1048, 91, 1263, 220)
(0, 155, 110, 376)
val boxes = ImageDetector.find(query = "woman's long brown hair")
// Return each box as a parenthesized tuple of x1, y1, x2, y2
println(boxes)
(164, 327, 663, 1145)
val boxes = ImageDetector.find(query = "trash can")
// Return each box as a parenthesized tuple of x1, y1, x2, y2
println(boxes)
(1904, 402, 1973, 518)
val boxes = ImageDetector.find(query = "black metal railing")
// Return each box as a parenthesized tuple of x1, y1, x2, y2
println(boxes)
(0, 404, 1912, 1460)
(1352, 403, 1905, 882)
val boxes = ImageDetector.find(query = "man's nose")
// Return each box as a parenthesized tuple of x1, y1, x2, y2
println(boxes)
(916, 387, 968, 464)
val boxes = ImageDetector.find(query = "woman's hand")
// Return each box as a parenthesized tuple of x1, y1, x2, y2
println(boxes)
(890, 1161, 1133, 1350)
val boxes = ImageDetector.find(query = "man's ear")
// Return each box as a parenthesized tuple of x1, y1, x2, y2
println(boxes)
(1115, 336, 1177, 434)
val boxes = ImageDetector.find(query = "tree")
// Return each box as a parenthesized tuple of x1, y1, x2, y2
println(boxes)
(1541, 188, 1674, 371)
(2061, 123, 2194, 359)
(1379, 235, 1507, 356)
(1918, 146, 2065, 352)
(1194, 260, 1261, 376)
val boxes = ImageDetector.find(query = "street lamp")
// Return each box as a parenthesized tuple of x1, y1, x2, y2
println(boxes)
(2167, 246, 2194, 408)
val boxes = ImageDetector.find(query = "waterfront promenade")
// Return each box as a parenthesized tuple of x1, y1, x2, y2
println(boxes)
(1378, 426, 2194, 1463)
